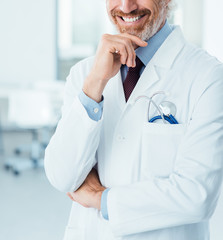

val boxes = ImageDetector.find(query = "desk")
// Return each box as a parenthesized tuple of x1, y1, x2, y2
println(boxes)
(0, 81, 65, 175)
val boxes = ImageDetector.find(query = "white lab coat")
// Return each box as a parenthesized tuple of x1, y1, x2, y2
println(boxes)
(44, 26, 223, 240)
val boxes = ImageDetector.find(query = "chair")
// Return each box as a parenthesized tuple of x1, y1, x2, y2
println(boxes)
(3, 89, 58, 175)
(0, 97, 9, 158)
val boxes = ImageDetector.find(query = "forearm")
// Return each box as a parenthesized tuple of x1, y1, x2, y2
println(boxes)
(44, 96, 103, 192)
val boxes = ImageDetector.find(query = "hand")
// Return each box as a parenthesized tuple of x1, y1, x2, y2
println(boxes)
(83, 33, 147, 102)
(67, 168, 106, 210)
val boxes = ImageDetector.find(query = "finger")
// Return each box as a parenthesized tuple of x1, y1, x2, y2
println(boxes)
(91, 168, 97, 174)
(103, 34, 139, 66)
(89, 168, 99, 178)
(121, 33, 148, 49)
(119, 37, 136, 67)
(66, 192, 74, 201)
(110, 42, 128, 65)
(117, 43, 128, 66)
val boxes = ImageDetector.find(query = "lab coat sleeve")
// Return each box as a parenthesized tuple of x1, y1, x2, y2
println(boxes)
(107, 65, 223, 237)
(44, 58, 103, 193)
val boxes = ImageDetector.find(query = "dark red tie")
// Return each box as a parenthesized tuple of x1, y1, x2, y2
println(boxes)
(123, 56, 144, 101)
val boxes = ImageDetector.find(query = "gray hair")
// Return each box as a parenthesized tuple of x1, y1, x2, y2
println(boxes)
(167, 0, 177, 18)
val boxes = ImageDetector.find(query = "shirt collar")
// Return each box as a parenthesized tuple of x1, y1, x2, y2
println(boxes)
(136, 20, 173, 67)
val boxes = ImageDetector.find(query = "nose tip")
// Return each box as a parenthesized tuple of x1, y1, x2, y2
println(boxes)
(120, 0, 137, 13)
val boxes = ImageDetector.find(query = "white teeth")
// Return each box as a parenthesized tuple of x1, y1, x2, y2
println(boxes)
(122, 16, 141, 23)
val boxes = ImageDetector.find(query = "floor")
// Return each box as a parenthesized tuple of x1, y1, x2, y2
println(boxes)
(0, 158, 71, 240)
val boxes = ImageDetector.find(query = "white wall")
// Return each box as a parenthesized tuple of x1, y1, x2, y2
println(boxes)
(203, 0, 223, 62)
(174, 0, 204, 47)
(202, 3, 223, 240)
(0, 0, 56, 84)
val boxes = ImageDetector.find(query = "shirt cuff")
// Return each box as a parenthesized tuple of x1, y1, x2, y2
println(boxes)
(101, 188, 110, 220)
(78, 91, 104, 121)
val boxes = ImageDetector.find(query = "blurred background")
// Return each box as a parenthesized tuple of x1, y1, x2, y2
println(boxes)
(0, 0, 222, 239)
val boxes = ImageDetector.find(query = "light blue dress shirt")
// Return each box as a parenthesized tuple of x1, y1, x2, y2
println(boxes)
(78, 91, 104, 121)
(78, 21, 173, 220)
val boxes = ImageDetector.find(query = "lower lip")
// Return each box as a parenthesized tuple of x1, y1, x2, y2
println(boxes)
(116, 15, 147, 26)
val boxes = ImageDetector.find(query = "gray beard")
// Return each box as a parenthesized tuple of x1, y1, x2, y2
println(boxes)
(115, 2, 167, 41)
(124, 11, 165, 41)
(135, 11, 165, 41)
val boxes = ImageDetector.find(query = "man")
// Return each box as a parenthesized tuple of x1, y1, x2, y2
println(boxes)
(44, 0, 223, 239)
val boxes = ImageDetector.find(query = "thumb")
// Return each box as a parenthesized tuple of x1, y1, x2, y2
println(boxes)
(66, 192, 74, 201)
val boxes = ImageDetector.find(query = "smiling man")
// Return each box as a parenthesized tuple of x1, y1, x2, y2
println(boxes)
(45, 0, 223, 240)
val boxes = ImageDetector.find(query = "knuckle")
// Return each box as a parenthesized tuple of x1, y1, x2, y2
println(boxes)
(123, 38, 131, 45)
(101, 34, 110, 43)
(102, 34, 109, 39)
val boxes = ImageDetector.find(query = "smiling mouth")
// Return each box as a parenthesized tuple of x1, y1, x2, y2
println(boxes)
(120, 15, 145, 23)
(118, 15, 146, 24)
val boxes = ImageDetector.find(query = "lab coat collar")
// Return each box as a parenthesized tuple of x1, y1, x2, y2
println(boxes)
(112, 26, 186, 109)
(127, 26, 186, 104)
(152, 26, 185, 69)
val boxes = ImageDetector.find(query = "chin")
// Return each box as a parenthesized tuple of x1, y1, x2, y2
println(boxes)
(115, 21, 162, 42)
(111, 8, 166, 41)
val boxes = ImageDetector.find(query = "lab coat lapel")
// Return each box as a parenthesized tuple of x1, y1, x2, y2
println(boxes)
(109, 63, 160, 113)
(115, 71, 126, 110)
(127, 26, 186, 103)
(105, 70, 126, 111)
(128, 63, 160, 102)
(108, 27, 186, 110)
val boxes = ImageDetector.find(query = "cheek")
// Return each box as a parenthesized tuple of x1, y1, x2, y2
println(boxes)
(142, 0, 162, 19)
(106, 0, 119, 12)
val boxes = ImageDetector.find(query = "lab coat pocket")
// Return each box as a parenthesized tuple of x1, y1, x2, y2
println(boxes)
(141, 122, 186, 178)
